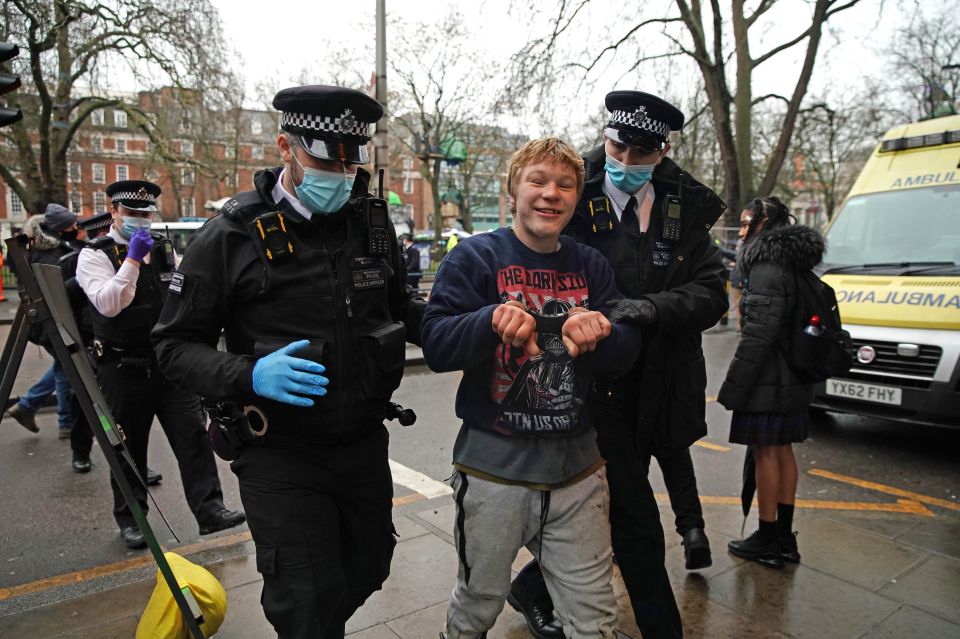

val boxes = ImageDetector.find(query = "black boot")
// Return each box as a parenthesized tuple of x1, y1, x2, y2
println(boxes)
(508, 561, 564, 639)
(728, 529, 783, 568)
(72, 450, 91, 473)
(682, 527, 712, 570)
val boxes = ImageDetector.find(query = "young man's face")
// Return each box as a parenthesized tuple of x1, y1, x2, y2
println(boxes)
(510, 159, 579, 253)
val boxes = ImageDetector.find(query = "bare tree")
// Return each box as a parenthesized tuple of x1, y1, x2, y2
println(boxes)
(390, 11, 501, 244)
(508, 0, 866, 222)
(450, 124, 522, 233)
(887, 5, 959, 121)
(0, 0, 236, 215)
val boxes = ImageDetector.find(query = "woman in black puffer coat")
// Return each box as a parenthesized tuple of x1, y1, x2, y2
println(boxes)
(718, 196, 825, 569)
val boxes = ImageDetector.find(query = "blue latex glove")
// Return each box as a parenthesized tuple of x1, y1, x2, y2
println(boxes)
(127, 230, 154, 262)
(252, 339, 329, 407)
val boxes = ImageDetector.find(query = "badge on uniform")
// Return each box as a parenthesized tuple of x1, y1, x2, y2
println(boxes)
(651, 239, 674, 268)
(588, 196, 614, 233)
(168, 272, 185, 294)
(352, 266, 386, 290)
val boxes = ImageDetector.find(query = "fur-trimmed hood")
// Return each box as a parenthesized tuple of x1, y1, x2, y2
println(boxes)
(738, 224, 825, 274)
(24, 215, 63, 252)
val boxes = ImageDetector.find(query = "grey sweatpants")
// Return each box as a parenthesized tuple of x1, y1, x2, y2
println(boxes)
(445, 467, 618, 639)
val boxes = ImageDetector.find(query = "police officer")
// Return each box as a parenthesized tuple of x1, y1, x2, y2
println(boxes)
(76, 180, 245, 549)
(400, 233, 421, 290)
(152, 86, 425, 638)
(509, 92, 727, 639)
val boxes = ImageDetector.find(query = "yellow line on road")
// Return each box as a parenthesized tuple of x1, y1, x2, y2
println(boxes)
(654, 494, 933, 516)
(0, 493, 429, 602)
(693, 440, 731, 452)
(809, 468, 960, 512)
(705, 395, 717, 403)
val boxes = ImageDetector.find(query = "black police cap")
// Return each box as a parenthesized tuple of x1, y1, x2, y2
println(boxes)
(604, 90, 685, 149)
(78, 211, 112, 231)
(273, 85, 383, 143)
(105, 179, 161, 212)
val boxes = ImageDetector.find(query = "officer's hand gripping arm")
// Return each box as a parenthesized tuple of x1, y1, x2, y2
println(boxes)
(252, 340, 329, 407)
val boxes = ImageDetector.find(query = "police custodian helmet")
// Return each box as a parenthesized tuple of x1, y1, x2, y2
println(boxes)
(604, 90, 685, 152)
(273, 85, 383, 165)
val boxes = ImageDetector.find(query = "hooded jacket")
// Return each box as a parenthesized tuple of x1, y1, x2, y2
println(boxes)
(565, 146, 728, 449)
(718, 224, 826, 413)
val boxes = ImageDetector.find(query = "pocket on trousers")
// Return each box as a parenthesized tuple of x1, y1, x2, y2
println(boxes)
(255, 543, 277, 575)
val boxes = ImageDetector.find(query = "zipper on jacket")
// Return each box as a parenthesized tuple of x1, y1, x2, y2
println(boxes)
(328, 250, 351, 431)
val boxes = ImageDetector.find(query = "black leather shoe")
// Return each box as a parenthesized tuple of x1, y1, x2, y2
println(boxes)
(7, 404, 39, 433)
(72, 451, 91, 473)
(506, 593, 564, 639)
(198, 507, 246, 535)
(682, 527, 713, 570)
(780, 531, 801, 563)
(120, 525, 147, 549)
(728, 530, 783, 568)
(146, 468, 162, 486)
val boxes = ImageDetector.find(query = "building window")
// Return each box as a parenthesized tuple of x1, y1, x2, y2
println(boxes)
(116, 138, 126, 154)
(91, 136, 102, 153)
(224, 146, 235, 159)
(181, 117, 192, 132)
(144, 168, 159, 181)
(181, 167, 194, 186)
(90, 110, 104, 126)
(251, 145, 263, 159)
(8, 191, 23, 219)
(93, 192, 106, 213)
(403, 157, 414, 170)
(181, 197, 196, 216)
(182, 140, 193, 156)
(224, 172, 237, 188)
(70, 191, 82, 212)
(68, 162, 81, 182)
(92, 163, 105, 183)
(116, 164, 128, 181)
(113, 110, 127, 128)
(403, 176, 413, 194)
(251, 119, 262, 135)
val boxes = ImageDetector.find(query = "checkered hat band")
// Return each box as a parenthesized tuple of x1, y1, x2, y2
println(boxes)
(110, 191, 155, 203)
(282, 111, 370, 138)
(609, 109, 671, 139)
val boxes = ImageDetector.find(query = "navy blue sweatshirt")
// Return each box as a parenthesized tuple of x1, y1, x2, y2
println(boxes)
(422, 228, 640, 485)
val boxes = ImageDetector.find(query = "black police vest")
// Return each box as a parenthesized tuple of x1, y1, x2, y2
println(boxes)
(88, 237, 170, 352)
(223, 193, 405, 438)
(570, 184, 674, 300)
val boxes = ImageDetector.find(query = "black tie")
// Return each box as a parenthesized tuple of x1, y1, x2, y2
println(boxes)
(621, 196, 639, 235)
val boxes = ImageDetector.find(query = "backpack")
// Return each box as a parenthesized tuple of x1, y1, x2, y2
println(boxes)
(782, 270, 854, 383)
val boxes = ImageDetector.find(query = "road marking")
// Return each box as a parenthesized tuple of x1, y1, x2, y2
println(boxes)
(389, 459, 452, 499)
(705, 395, 717, 403)
(693, 440, 731, 452)
(393, 492, 427, 506)
(809, 468, 960, 512)
(655, 494, 933, 516)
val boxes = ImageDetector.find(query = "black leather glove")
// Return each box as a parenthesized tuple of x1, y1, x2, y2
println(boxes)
(608, 298, 658, 325)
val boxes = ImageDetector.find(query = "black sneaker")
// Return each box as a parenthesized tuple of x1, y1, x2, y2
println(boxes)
(728, 530, 783, 568)
(780, 531, 801, 563)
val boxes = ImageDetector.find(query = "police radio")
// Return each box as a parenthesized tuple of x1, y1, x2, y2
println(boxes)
(365, 198, 391, 257)
(662, 195, 682, 241)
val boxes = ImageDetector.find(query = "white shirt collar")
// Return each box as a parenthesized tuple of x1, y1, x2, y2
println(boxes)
(272, 168, 314, 220)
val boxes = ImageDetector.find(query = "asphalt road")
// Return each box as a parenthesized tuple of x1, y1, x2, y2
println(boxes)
(1, 324, 958, 602)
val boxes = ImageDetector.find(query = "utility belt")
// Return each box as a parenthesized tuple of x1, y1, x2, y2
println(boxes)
(91, 339, 156, 367)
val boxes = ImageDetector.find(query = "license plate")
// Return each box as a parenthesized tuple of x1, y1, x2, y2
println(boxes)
(825, 379, 902, 406)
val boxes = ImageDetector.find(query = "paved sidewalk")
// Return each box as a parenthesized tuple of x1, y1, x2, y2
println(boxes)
(0, 495, 957, 638)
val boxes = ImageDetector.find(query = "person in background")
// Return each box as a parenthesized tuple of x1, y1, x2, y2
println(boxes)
(400, 233, 421, 290)
(77, 180, 245, 549)
(718, 196, 823, 568)
(5, 204, 80, 437)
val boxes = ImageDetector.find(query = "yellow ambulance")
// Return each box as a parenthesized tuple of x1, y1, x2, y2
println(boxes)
(813, 114, 960, 428)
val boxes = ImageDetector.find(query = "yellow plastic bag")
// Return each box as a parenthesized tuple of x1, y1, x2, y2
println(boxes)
(136, 552, 227, 639)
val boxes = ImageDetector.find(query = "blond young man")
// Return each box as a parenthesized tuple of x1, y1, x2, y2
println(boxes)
(422, 137, 640, 639)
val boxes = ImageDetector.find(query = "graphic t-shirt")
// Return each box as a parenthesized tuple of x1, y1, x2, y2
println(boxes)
(421, 228, 640, 486)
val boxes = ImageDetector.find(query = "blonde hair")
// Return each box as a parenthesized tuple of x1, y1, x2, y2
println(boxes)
(506, 137, 585, 203)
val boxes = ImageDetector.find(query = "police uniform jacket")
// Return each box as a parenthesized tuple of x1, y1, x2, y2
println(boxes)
(152, 167, 425, 445)
(566, 146, 727, 449)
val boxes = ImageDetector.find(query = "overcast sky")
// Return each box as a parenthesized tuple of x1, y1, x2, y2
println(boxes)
(207, 0, 911, 138)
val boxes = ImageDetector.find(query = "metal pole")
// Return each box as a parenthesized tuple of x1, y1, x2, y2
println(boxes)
(374, 0, 389, 190)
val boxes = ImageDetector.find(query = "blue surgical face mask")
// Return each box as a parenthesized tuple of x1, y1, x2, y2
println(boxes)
(605, 154, 658, 193)
(292, 152, 355, 215)
(118, 216, 152, 240)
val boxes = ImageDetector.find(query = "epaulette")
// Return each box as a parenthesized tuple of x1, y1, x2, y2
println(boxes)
(220, 191, 268, 222)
